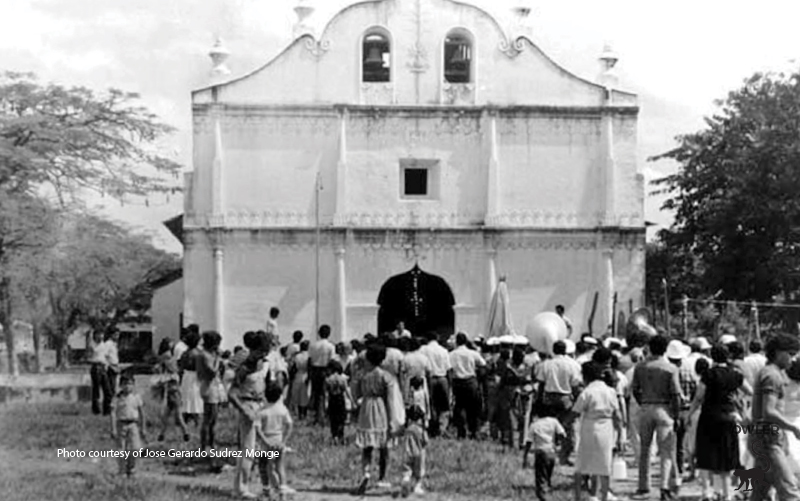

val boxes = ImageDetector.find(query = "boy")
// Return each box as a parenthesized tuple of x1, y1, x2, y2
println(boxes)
(523, 407, 565, 500)
(110, 372, 146, 477)
(256, 381, 294, 500)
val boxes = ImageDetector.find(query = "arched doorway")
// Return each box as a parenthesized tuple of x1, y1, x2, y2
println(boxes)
(376, 265, 456, 337)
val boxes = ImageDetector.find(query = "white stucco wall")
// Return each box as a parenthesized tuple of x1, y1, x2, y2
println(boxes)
(152, 278, 183, 352)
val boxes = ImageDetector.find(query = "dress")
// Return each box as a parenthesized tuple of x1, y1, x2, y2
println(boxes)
(784, 379, 800, 475)
(354, 366, 394, 448)
(695, 364, 743, 472)
(180, 348, 204, 414)
(381, 348, 407, 430)
(573, 380, 620, 476)
(289, 352, 311, 409)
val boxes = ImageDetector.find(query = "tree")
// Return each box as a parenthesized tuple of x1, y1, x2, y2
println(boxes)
(651, 69, 800, 302)
(14, 210, 180, 368)
(0, 72, 181, 369)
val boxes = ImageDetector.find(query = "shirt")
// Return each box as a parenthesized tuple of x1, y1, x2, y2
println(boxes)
(266, 318, 278, 336)
(742, 353, 767, 388)
(89, 340, 116, 367)
(196, 349, 224, 403)
(631, 356, 682, 407)
(285, 343, 300, 361)
(527, 416, 565, 453)
(676, 362, 698, 410)
(449, 345, 486, 379)
(420, 341, 451, 377)
(113, 392, 143, 421)
(535, 355, 582, 394)
(309, 339, 336, 368)
(404, 351, 432, 380)
(752, 364, 788, 427)
(256, 400, 293, 447)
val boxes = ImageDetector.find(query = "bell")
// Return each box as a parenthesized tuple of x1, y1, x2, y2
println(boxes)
(364, 46, 384, 66)
(449, 46, 468, 65)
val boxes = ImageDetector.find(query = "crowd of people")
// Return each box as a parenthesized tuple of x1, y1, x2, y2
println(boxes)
(94, 306, 800, 501)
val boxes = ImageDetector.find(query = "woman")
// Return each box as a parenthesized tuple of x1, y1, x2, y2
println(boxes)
(572, 361, 622, 501)
(289, 340, 311, 420)
(380, 335, 407, 443)
(691, 344, 745, 501)
(353, 342, 398, 494)
(784, 358, 800, 475)
(179, 330, 204, 426)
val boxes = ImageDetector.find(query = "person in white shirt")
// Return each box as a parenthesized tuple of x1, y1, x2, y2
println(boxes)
(89, 330, 116, 415)
(266, 307, 280, 339)
(420, 332, 452, 437)
(535, 340, 583, 465)
(555, 305, 573, 337)
(308, 325, 336, 425)
(742, 340, 767, 388)
(449, 332, 487, 439)
(104, 330, 121, 396)
(395, 321, 412, 338)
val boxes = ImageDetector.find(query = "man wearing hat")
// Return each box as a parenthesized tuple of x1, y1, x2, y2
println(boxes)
(666, 340, 694, 476)
(685, 337, 712, 377)
(576, 336, 599, 365)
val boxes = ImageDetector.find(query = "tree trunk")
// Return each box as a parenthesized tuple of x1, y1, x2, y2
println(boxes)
(0, 276, 19, 376)
(32, 322, 41, 373)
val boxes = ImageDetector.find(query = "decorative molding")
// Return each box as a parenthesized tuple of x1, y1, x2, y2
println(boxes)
(499, 37, 526, 59)
(304, 38, 330, 59)
(360, 83, 394, 106)
(407, 43, 429, 73)
(442, 83, 475, 106)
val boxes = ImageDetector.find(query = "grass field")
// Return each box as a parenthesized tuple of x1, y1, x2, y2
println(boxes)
(0, 400, 579, 501)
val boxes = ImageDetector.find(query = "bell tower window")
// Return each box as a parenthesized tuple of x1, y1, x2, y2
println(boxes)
(444, 33, 472, 83)
(362, 33, 391, 82)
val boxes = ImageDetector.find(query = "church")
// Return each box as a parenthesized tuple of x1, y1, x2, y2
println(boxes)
(182, 0, 645, 348)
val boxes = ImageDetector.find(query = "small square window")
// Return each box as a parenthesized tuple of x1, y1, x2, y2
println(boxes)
(404, 168, 428, 196)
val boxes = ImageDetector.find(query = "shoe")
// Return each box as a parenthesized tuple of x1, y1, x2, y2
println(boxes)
(183, 434, 190, 442)
(279, 485, 296, 494)
(157, 434, 165, 442)
(238, 491, 257, 499)
(633, 489, 651, 499)
(355, 476, 369, 496)
(412, 484, 425, 495)
(376, 481, 392, 489)
(401, 480, 412, 498)
(660, 489, 674, 501)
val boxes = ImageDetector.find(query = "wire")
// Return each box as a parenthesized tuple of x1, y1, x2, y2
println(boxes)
(685, 298, 800, 310)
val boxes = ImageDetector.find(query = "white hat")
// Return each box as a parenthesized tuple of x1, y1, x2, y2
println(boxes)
(511, 334, 529, 345)
(486, 337, 501, 346)
(603, 337, 627, 350)
(666, 339, 691, 360)
(719, 334, 738, 345)
(694, 336, 712, 351)
(582, 336, 599, 346)
(498, 334, 515, 344)
(564, 339, 576, 354)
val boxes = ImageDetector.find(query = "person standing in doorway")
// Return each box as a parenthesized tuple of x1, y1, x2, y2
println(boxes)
(309, 325, 336, 425)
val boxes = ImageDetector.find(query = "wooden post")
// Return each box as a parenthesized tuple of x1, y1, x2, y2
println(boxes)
(752, 301, 761, 343)
(611, 292, 618, 338)
(662, 279, 671, 336)
(681, 295, 689, 340)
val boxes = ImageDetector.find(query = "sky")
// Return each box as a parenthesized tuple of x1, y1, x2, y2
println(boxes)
(3, 0, 800, 253)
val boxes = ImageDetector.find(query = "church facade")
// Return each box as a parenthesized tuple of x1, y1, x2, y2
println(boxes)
(184, 0, 645, 348)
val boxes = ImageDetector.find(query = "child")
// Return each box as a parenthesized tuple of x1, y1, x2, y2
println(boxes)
(408, 376, 430, 430)
(197, 331, 224, 452)
(111, 372, 146, 477)
(523, 406, 566, 500)
(228, 332, 269, 499)
(255, 381, 294, 500)
(325, 360, 354, 444)
(401, 405, 429, 497)
(155, 341, 190, 443)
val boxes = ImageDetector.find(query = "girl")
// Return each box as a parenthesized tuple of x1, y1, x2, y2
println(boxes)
(289, 340, 311, 419)
(354, 343, 398, 494)
(572, 362, 622, 501)
(408, 376, 430, 430)
(325, 359, 354, 444)
(179, 330, 204, 427)
(401, 405, 429, 497)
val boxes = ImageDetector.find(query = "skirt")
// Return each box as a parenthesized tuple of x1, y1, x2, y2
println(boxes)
(355, 396, 389, 449)
(695, 412, 740, 472)
(180, 370, 204, 415)
(576, 417, 614, 476)
(289, 372, 310, 408)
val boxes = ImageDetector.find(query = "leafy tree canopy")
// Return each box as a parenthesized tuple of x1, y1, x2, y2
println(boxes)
(651, 70, 800, 302)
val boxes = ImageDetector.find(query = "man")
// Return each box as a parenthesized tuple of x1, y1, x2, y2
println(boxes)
(266, 307, 280, 338)
(555, 305, 573, 337)
(88, 330, 114, 415)
(665, 339, 695, 475)
(395, 321, 412, 338)
(104, 329, 121, 396)
(308, 324, 336, 424)
(685, 336, 712, 376)
(631, 335, 682, 501)
(449, 332, 486, 439)
(420, 331, 452, 437)
(575, 336, 598, 365)
(742, 340, 767, 388)
(749, 333, 800, 501)
(535, 340, 583, 465)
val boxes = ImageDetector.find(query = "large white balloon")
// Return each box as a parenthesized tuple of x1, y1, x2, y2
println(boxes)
(525, 312, 569, 355)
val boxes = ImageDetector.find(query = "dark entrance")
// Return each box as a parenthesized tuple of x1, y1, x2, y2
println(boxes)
(377, 265, 456, 337)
